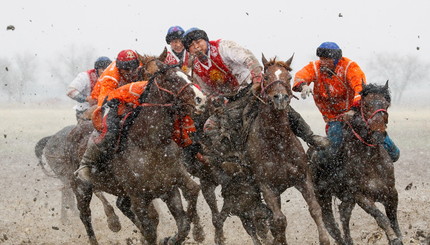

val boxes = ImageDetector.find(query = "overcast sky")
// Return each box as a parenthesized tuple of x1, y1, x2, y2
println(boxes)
(1, 0, 429, 104)
(2, 0, 428, 63)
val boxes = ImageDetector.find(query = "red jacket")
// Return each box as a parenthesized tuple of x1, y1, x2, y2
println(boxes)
(293, 57, 366, 122)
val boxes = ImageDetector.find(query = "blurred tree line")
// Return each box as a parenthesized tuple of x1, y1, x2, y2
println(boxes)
(0, 45, 96, 103)
(366, 53, 430, 103)
(0, 47, 428, 104)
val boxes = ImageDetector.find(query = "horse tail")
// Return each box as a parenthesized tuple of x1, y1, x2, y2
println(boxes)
(34, 136, 57, 178)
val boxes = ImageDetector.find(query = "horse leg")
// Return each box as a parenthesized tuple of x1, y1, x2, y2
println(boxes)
(239, 214, 262, 245)
(130, 195, 159, 245)
(295, 177, 331, 245)
(260, 184, 287, 245)
(72, 182, 98, 245)
(383, 190, 402, 239)
(93, 191, 121, 232)
(200, 178, 225, 244)
(338, 201, 355, 245)
(60, 186, 73, 224)
(316, 192, 345, 245)
(160, 187, 191, 245)
(116, 196, 137, 224)
(355, 194, 402, 245)
(255, 203, 273, 244)
(178, 171, 205, 242)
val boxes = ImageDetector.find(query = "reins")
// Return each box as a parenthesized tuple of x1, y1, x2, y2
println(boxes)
(343, 102, 388, 147)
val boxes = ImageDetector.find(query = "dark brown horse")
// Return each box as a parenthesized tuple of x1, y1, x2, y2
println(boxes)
(310, 81, 402, 245)
(72, 62, 206, 245)
(245, 55, 330, 245)
(34, 127, 121, 230)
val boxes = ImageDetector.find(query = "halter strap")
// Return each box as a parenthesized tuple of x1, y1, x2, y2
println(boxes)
(360, 104, 388, 127)
(344, 120, 376, 147)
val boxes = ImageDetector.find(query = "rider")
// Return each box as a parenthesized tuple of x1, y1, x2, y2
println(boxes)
(293, 41, 400, 162)
(182, 27, 328, 167)
(164, 25, 190, 72)
(75, 49, 142, 182)
(66, 56, 112, 122)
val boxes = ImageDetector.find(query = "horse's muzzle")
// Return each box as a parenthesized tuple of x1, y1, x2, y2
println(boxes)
(272, 94, 290, 110)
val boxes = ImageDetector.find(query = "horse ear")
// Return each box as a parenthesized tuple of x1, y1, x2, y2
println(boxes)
(285, 53, 294, 67)
(384, 80, 389, 89)
(158, 47, 168, 61)
(262, 53, 269, 68)
(136, 51, 146, 64)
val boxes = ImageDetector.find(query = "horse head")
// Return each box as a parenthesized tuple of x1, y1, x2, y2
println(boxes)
(148, 60, 207, 115)
(259, 54, 294, 110)
(358, 81, 391, 144)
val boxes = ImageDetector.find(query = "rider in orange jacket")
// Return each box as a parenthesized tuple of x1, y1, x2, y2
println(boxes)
(293, 42, 399, 162)
(91, 49, 141, 106)
(75, 49, 142, 182)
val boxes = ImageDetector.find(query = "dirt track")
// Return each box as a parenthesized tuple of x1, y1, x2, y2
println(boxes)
(0, 104, 429, 245)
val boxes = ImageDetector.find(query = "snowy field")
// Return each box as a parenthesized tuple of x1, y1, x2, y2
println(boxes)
(0, 103, 429, 245)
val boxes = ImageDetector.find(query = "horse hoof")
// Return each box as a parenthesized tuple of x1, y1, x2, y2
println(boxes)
(192, 224, 205, 243)
(107, 215, 121, 232)
(215, 236, 226, 245)
(390, 238, 403, 245)
(159, 236, 176, 245)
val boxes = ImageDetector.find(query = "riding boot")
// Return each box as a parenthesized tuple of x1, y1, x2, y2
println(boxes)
(288, 106, 329, 149)
(383, 134, 400, 162)
(74, 137, 105, 183)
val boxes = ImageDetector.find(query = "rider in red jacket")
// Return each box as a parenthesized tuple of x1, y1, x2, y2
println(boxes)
(182, 28, 329, 168)
(163, 26, 190, 73)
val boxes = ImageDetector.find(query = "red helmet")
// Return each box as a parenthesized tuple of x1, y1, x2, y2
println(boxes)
(116, 49, 139, 70)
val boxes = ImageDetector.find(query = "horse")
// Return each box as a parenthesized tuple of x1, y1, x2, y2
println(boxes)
(244, 55, 331, 245)
(72, 61, 206, 245)
(309, 81, 402, 245)
(179, 76, 274, 244)
(34, 127, 121, 230)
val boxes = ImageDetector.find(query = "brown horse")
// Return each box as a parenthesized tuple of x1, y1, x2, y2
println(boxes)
(34, 127, 121, 230)
(310, 81, 402, 245)
(72, 62, 206, 245)
(245, 55, 330, 245)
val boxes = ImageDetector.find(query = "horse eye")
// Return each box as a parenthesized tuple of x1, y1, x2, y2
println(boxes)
(195, 97, 202, 104)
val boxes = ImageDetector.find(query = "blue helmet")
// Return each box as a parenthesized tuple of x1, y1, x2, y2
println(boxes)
(94, 56, 112, 70)
(316, 42, 342, 60)
(182, 27, 209, 51)
(166, 26, 185, 44)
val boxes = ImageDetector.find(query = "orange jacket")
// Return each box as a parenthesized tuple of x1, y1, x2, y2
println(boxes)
(293, 57, 366, 122)
(106, 81, 196, 148)
(91, 61, 141, 106)
(107, 81, 149, 106)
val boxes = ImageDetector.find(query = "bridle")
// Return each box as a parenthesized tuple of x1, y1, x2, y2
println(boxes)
(344, 99, 389, 147)
(139, 68, 197, 113)
(256, 65, 297, 104)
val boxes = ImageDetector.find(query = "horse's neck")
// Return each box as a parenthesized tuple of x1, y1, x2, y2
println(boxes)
(256, 105, 292, 138)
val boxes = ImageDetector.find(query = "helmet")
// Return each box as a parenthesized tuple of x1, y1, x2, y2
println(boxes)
(94, 56, 112, 70)
(166, 26, 185, 44)
(182, 28, 209, 51)
(316, 42, 342, 60)
(116, 49, 139, 70)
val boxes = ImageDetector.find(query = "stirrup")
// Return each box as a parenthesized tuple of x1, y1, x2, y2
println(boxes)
(74, 165, 91, 183)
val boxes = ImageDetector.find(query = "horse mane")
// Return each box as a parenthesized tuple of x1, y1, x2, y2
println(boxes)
(360, 83, 391, 104)
(265, 57, 293, 72)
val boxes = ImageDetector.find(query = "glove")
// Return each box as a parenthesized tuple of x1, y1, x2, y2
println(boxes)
(301, 84, 312, 99)
(339, 110, 355, 122)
